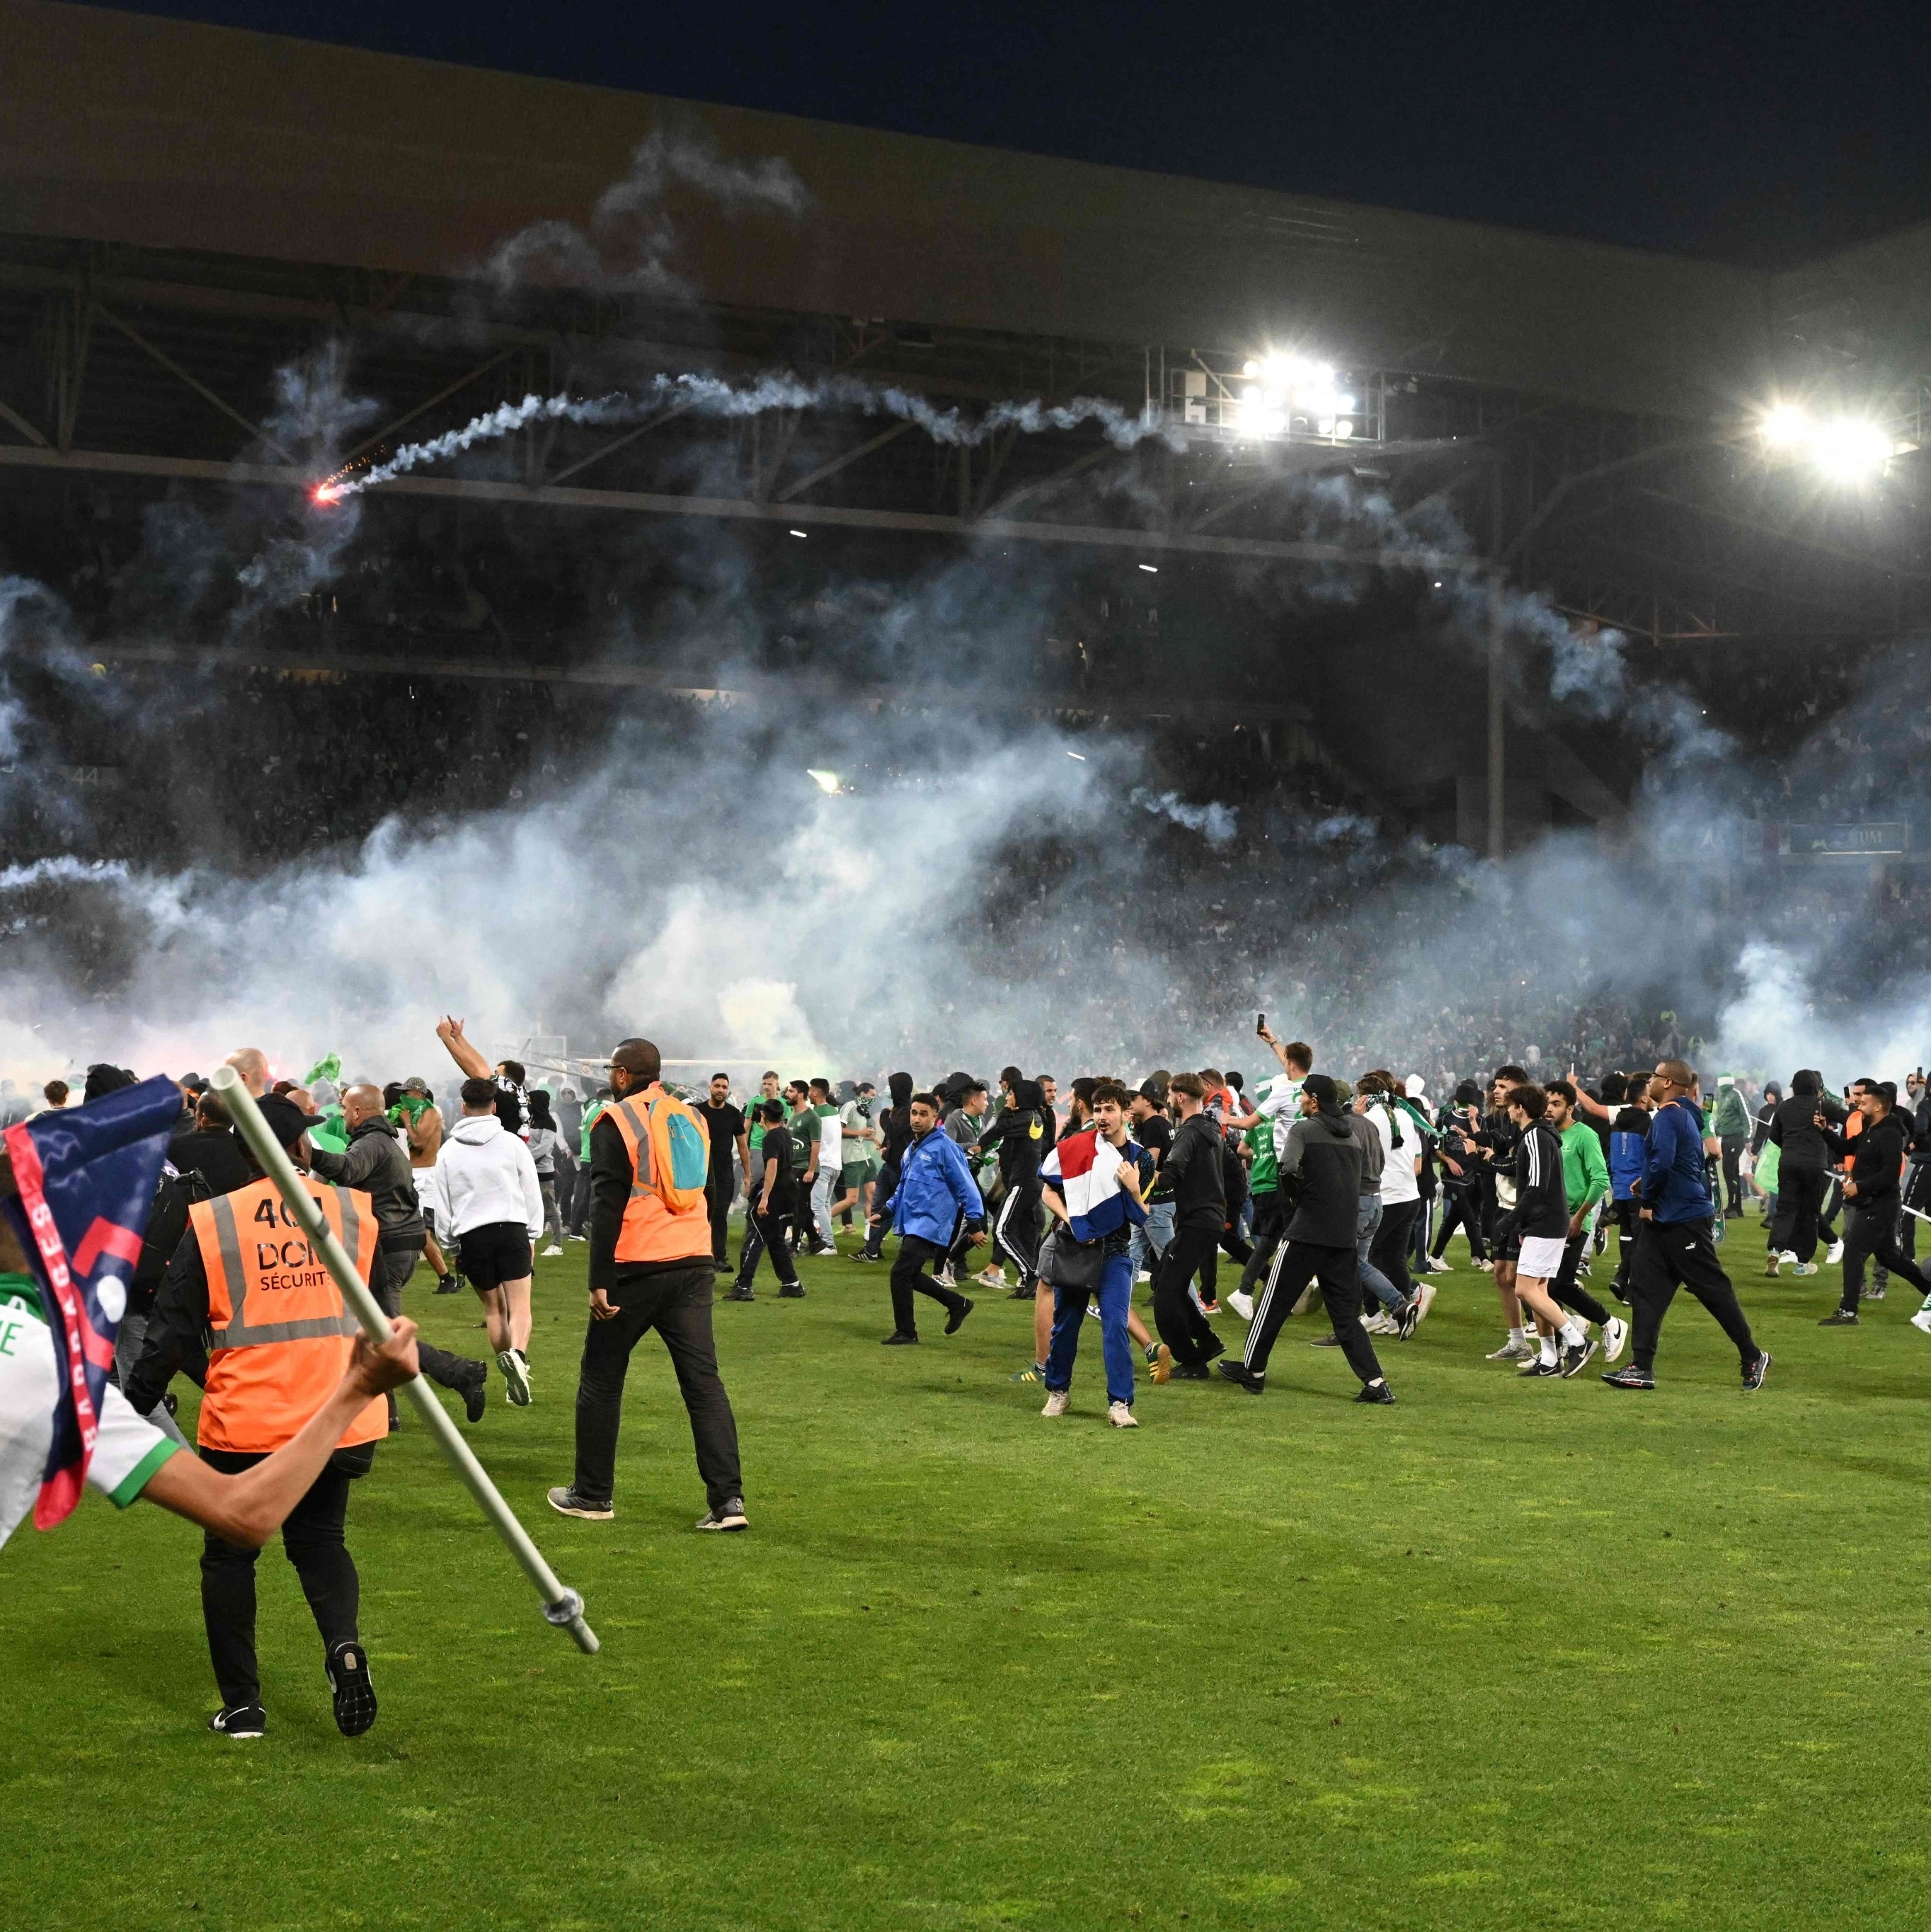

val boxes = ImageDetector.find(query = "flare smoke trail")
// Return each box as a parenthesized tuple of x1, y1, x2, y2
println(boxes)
(316, 373, 1182, 501)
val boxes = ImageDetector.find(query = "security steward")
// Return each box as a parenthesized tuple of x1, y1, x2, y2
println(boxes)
(127, 1093, 393, 1740)
(309, 1081, 488, 1424)
(546, 1036, 746, 1531)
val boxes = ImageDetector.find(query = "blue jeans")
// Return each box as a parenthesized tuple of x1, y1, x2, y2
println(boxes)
(1132, 1201, 1174, 1277)
(1356, 1197, 1402, 1313)
(1045, 1251, 1136, 1405)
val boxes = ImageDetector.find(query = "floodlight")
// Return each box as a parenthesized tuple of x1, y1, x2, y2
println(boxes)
(807, 769, 841, 794)
(1759, 403, 1810, 449)
(1336, 418, 1355, 439)
(1810, 417, 1891, 482)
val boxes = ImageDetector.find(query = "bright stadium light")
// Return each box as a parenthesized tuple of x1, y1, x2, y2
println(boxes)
(1760, 402, 1811, 449)
(806, 769, 841, 794)
(1237, 348, 1354, 441)
(1809, 416, 1892, 483)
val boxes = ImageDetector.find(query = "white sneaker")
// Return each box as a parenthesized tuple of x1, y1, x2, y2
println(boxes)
(1425, 1255, 1453, 1273)
(1779, 1250, 1798, 1264)
(1603, 1314, 1629, 1363)
(1107, 1401, 1139, 1428)
(1911, 1308, 1931, 1336)
(976, 1267, 1008, 1288)
(1134, 1270, 1152, 1284)
(1041, 1389, 1071, 1417)
(1414, 1283, 1437, 1325)
(539, 1243, 563, 1258)
(934, 1267, 957, 1289)
(499, 1349, 531, 1407)
(1827, 1241, 1845, 1265)
(1226, 1289, 1255, 1321)
(1364, 1312, 1398, 1336)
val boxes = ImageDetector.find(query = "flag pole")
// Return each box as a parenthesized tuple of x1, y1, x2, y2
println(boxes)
(210, 1066, 598, 1655)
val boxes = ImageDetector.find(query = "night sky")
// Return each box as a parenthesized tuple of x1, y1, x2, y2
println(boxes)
(97, 2, 1931, 265)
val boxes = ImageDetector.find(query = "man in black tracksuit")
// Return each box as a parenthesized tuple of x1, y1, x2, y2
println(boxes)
(1818, 1081, 1931, 1323)
(978, 1077, 1049, 1295)
(308, 1083, 489, 1421)
(1220, 1075, 1392, 1403)
(1148, 1074, 1227, 1376)
(1765, 1070, 1845, 1267)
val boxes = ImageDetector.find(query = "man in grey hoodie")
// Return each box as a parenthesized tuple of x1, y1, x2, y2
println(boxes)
(1220, 1075, 1394, 1404)
(433, 1076, 544, 1407)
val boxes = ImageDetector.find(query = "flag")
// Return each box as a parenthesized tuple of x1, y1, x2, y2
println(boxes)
(1041, 1125, 1148, 1243)
(1, 1074, 180, 1529)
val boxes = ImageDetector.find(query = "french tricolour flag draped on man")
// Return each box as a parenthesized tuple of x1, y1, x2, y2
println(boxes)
(1, 1075, 179, 1529)
(1041, 1127, 1149, 1243)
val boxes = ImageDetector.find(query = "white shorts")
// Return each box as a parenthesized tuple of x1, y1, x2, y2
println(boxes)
(1516, 1234, 1568, 1282)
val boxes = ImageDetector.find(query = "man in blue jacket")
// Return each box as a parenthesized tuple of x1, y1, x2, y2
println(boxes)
(870, 1092, 985, 1345)
(1603, 1060, 1770, 1393)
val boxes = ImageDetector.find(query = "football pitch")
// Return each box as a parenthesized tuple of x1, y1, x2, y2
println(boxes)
(8, 1231, 1929, 1931)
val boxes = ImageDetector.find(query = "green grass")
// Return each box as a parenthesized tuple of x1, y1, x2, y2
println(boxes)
(8, 1224, 1931, 1931)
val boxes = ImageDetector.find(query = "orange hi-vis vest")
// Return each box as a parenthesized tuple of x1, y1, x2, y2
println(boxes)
(604, 1084, 714, 1265)
(189, 1174, 386, 1454)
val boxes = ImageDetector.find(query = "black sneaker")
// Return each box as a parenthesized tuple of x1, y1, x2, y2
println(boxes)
(1169, 1362, 1212, 1381)
(723, 1285, 755, 1301)
(852, 1251, 882, 1265)
(696, 1497, 749, 1531)
(1559, 1334, 1600, 1378)
(946, 1297, 975, 1335)
(207, 1703, 267, 1739)
(1601, 1362, 1656, 1391)
(547, 1485, 614, 1520)
(1215, 1359, 1266, 1394)
(778, 1284, 807, 1299)
(1008, 1285, 1036, 1300)
(881, 1331, 919, 1345)
(1742, 1348, 1772, 1391)
(1396, 1295, 1421, 1340)
(460, 1364, 488, 1425)
(1818, 1309, 1860, 1326)
(325, 1640, 377, 1737)
(1354, 1379, 1396, 1405)
(1518, 1357, 1562, 1377)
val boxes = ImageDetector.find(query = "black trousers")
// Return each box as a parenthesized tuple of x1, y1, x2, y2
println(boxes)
(573, 1263, 742, 1508)
(1839, 1199, 1931, 1310)
(372, 1248, 483, 1394)
(1720, 1135, 1746, 1215)
(890, 1234, 968, 1336)
(736, 1205, 798, 1289)
(992, 1180, 1042, 1288)
(1549, 1229, 1612, 1326)
(1369, 1200, 1420, 1299)
(1629, 1217, 1757, 1374)
(1819, 1179, 1843, 1245)
(1151, 1224, 1226, 1366)
(1903, 1162, 1931, 1260)
(706, 1166, 735, 1267)
(1239, 1192, 1288, 1295)
(1242, 1239, 1383, 1386)
(200, 1446, 368, 1709)
(1767, 1166, 1827, 1263)
(1612, 1198, 1641, 1293)
(1432, 1183, 1488, 1261)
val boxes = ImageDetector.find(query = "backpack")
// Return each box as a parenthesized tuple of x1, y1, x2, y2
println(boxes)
(636, 1091, 711, 1214)
(132, 1161, 214, 1313)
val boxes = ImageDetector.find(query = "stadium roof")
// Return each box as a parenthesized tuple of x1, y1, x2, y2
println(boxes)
(10, 0, 1923, 423)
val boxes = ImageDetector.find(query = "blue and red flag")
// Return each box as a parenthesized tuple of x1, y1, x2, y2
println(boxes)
(1041, 1125, 1149, 1243)
(2, 1074, 179, 1529)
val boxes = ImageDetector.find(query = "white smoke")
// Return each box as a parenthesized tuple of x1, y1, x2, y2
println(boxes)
(488, 125, 808, 298)
(1132, 788, 1238, 847)
(320, 372, 1179, 501)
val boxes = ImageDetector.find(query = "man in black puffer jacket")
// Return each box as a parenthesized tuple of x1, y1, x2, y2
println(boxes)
(309, 1084, 488, 1421)
(1221, 1075, 1394, 1404)
(1817, 1080, 1931, 1324)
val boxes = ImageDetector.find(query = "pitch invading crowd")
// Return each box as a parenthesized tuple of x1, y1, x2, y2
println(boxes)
(16, 1011, 1928, 1746)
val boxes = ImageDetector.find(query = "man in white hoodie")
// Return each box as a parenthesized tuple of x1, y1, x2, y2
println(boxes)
(433, 1076, 544, 1405)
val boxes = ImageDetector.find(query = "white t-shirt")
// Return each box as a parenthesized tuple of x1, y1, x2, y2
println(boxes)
(1253, 1074, 1300, 1163)
(816, 1106, 842, 1174)
(1373, 1104, 1421, 1205)
(1, 1282, 183, 1550)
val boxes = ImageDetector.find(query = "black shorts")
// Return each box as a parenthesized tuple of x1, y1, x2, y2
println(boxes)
(458, 1221, 533, 1289)
(1491, 1209, 1520, 1263)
